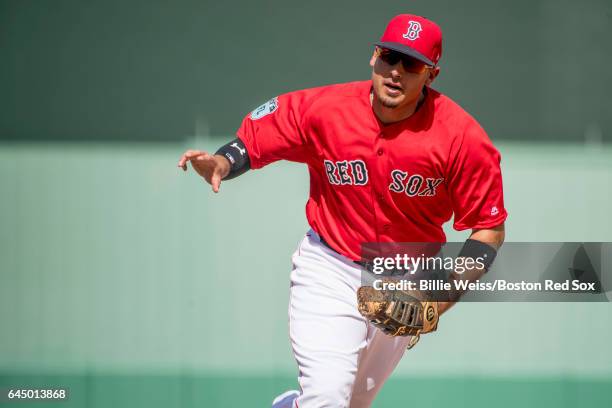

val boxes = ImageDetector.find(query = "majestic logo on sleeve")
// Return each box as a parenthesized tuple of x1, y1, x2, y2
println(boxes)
(250, 97, 278, 120)
(324, 160, 368, 186)
(389, 170, 444, 197)
(402, 21, 422, 41)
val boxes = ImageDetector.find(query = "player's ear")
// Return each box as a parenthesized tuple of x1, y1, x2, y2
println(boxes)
(369, 49, 378, 67)
(425, 66, 440, 86)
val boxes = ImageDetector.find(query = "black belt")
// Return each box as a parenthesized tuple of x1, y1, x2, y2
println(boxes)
(318, 236, 372, 270)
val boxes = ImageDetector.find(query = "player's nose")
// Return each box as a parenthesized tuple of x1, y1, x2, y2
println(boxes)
(390, 67, 402, 80)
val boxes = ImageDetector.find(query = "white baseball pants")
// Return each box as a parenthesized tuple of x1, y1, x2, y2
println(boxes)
(272, 230, 414, 408)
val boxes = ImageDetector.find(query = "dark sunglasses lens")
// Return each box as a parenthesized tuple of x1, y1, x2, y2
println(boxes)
(401, 57, 427, 73)
(379, 50, 401, 66)
(379, 49, 428, 73)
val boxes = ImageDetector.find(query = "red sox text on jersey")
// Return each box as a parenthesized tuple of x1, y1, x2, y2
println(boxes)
(237, 80, 507, 261)
(323, 159, 444, 198)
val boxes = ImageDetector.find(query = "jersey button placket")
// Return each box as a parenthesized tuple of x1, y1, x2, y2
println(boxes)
(374, 135, 387, 238)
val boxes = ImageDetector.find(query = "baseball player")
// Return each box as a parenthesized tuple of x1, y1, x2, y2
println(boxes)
(178, 14, 506, 408)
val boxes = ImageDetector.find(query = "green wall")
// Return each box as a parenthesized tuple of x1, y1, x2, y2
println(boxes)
(1, 374, 611, 408)
(2, 0, 611, 142)
(1, 141, 611, 407)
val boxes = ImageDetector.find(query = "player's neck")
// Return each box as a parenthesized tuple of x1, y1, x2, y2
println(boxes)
(371, 90, 425, 125)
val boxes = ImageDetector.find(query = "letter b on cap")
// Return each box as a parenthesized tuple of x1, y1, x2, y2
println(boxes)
(402, 21, 422, 41)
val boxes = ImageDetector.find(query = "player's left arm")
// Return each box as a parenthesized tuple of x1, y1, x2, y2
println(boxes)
(437, 222, 505, 315)
(440, 116, 508, 315)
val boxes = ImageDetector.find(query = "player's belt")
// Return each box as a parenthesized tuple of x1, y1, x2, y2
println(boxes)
(318, 236, 373, 271)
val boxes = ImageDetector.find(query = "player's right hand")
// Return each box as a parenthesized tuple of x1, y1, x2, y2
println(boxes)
(177, 150, 230, 193)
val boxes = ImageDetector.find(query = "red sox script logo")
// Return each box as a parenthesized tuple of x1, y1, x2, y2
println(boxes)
(402, 21, 422, 41)
(388, 170, 444, 197)
(324, 160, 444, 197)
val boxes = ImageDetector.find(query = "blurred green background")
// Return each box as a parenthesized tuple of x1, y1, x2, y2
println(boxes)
(2, 0, 611, 142)
(1, 0, 611, 407)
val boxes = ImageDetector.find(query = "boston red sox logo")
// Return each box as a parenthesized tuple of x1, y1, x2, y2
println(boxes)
(402, 21, 422, 41)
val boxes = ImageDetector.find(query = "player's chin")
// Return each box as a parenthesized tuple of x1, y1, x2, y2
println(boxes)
(379, 93, 404, 108)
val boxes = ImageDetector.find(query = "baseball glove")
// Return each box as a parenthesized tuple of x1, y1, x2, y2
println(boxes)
(357, 284, 439, 349)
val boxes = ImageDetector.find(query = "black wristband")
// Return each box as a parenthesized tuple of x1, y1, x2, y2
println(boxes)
(457, 239, 498, 272)
(215, 138, 251, 180)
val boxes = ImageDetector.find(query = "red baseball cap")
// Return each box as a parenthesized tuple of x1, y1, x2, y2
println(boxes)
(374, 14, 443, 66)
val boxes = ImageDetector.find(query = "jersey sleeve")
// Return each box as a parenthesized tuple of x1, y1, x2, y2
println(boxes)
(447, 121, 508, 231)
(236, 90, 312, 169)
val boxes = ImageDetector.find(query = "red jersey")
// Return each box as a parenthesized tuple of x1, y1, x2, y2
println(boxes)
(237, 80, 507, 261)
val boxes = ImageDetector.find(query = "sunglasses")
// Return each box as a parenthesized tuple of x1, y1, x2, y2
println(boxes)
(376, 47, 432, 74)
